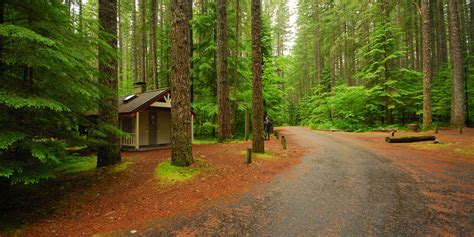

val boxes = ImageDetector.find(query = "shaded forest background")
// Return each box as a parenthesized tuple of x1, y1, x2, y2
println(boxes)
(0, 0, 473, 184)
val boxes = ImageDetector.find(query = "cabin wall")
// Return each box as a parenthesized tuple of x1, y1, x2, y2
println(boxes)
(139, 110, 149, 146)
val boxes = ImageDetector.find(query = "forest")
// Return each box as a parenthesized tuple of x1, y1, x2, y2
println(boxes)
(0, 0, 473, 186)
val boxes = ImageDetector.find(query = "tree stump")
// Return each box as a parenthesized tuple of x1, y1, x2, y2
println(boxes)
(274, 130, 279, 139)
(281, 135, 287, 150)
(407, 124, 419, 132)
(435, 126, 439, 134)
(246, 148, 252, 164)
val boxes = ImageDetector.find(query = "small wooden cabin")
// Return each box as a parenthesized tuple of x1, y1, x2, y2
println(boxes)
(118, 82, 193, 150)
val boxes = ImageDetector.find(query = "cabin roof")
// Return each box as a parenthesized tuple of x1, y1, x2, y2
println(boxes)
(118, 88, 170, 114)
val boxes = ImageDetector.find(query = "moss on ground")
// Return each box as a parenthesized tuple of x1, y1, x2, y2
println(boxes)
(409, 143, 452, 150)
(192, 138, 218, 145)
(111, 161, 132, 173)
(454, 146, 474, 156)
(54, 156, 132, 174)
(240, 150, 275, 160)
(155, 159, 208, 184)
(54, 155, 96, 174)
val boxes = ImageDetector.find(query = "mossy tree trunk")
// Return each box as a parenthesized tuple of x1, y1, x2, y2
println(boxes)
(421, 0, 433, 129)
(170, 0, 193, 166)
(448, 0, 466, 127)
(97, 0, 121, 167)
(251, 0, 264, 153)
(217, 0, 231, 142)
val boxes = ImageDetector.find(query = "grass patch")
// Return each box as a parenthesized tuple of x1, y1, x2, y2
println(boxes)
(193, 137, 218, 145)
(409, 143, 453, 150)
(111, 161, 132, 173)
(240, 150, 275, 160)
(155, 159, 208, 184)
(54, 155, 96, 174)
(454, 145, 474, 156)
(54, 156, 132, 174)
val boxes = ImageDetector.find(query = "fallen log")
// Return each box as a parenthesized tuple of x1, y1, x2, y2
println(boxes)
(385, 136, 436, 143)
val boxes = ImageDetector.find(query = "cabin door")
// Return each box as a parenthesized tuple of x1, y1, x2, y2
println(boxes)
(157, 110, 171, 144)
(149, 110, 157, 145)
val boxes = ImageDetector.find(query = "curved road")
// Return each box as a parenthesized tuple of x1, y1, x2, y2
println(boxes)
(142, 127, 457, 236)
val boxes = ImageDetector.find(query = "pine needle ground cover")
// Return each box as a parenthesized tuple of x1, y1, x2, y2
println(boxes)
(0, 130, 303, 236)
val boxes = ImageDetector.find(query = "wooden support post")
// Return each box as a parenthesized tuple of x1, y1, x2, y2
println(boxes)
(458, 126, 463, 134)
(244, 109, 249, 140)
(281, 135, 287, 150)
(274, 130, 279, 139)
(435, 126, 438, 134)
(246, 148, 252, 164)
(135, 112, 140, 150)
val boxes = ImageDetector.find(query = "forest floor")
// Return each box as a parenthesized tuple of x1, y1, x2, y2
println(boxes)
(0, 129, 304, 236)
(115, 127, 472, 236)
(1, 127, 473, 236)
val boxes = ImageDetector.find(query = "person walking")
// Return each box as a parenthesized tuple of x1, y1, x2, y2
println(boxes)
(264, 117, 272, 140)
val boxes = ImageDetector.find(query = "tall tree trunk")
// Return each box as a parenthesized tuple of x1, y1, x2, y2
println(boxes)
(97, 0, 121, 167)
(140, 0, 147, 84)
(132, 0, 138, 82)
(470, 0, 474, 66)
(437, 0, 448, 66)
(159, 0, 165, 86)
(422, 0, 433, 129)
(188, 0, 194, 104)
(151, 0, 158, 89)
(232, 0, 240, 135)
(170, 0, 193, 166)
(415, 10, 422, 71)
(0, 0, 4, 80)
(217, 0, 231, 142)
(251, 0, 264, 153)
(448, 0, 466, 127)
(314, 0, 322, 90)
(78, 0, 83, 31)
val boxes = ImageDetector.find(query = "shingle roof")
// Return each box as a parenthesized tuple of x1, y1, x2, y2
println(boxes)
(118, 88, 170, 114)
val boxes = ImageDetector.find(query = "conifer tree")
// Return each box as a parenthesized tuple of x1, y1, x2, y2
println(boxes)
(170, 0, 193, 166)
(97, 0, 121, 167)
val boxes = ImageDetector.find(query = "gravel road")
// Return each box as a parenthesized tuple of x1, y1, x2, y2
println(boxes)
(142, 127, 470, 236)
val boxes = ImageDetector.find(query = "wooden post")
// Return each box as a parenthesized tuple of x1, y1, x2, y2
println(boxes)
(458, 126, 463, 134)
(435, 126, 438, 134)
(246, 148, 252, 164)
(274, 130, 279, 139)
(281, 135, 286, 150)
(135, 112, 140, 150)
(244, 108, 249, 140)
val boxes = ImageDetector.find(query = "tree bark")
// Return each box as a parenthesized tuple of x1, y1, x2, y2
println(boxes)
(231, 0, 240, 135)
(251, 0, 264, 153)
(421, 0, 433, 129)
(132, 0, 138, 82)
(97, 0, 121, 167)
(436, 0, 448, 66)
(314, 0, 322, 91)
(448, 0, 466, 127)
(385, 136, 436, 143)
(0, 0, 4, 80)
(217, 0, 231, 142)
(151, 0, 158, 89)
(140, 0, 146, 84)
(170, 0, 193, 166)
